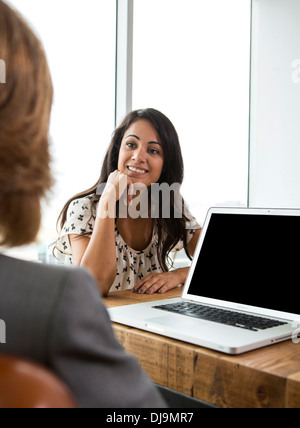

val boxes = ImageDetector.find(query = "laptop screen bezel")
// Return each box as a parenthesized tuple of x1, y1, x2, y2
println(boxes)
(181, 207, 300, 322)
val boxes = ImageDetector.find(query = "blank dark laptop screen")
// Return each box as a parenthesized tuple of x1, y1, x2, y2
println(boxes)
(188, 213, 300, 316)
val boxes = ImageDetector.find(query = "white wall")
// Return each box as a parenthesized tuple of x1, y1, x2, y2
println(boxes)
(249, 0, 300, 208)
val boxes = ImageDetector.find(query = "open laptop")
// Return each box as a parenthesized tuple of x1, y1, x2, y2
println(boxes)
(108, 208, 300, 355)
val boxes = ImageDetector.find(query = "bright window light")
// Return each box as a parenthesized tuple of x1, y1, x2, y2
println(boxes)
(132, 0, 251, 223)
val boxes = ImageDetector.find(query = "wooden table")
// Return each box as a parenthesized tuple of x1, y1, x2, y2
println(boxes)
(104, 289, 300, 408)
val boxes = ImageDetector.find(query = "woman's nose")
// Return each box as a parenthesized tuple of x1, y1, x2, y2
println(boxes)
(131, 148, 146, 162)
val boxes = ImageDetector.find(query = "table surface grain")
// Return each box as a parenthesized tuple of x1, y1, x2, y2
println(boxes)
(104, 288, 300, 408)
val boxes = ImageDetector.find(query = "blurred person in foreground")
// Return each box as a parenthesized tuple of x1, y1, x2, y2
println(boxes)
(0, 0, 165, 408)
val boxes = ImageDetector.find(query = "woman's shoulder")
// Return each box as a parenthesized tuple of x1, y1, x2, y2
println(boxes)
(66, 194, 97, 214)
(61, 194, 97, 237)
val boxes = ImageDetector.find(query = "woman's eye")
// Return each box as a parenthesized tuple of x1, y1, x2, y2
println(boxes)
(149, 148, 160, 155)
(126, 142, 136, 148)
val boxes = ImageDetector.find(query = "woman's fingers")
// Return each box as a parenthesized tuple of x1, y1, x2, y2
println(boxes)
(103, 170, 134, 203)
(133, 272, 181, 295)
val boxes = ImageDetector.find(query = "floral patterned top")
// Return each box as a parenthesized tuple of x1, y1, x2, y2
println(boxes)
(56, 194, 201, 292)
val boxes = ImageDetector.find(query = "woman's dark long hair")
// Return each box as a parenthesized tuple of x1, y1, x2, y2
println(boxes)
(57, 108, 191, 270)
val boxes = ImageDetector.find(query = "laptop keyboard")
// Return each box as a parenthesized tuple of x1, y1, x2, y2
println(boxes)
(153, 302, 288, 332)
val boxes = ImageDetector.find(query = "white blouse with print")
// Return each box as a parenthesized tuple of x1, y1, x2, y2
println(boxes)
(56, 194, 201, 292)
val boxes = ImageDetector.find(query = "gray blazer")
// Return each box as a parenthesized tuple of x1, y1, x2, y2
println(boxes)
(0, 254, 166, 408)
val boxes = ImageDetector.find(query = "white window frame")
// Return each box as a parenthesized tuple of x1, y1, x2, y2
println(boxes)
(115, 0, 134, 126)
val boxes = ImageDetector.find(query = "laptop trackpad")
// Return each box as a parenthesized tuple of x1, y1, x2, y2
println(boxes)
(144, 314, 212, 334)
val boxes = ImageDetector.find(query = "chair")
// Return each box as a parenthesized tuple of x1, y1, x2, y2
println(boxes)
(0, 354, 77, 408)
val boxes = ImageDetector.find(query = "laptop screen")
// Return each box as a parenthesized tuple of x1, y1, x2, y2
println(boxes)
(188, 212, 300, 316)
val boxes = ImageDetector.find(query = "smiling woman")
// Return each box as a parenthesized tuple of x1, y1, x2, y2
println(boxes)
(118, 119, 164, 187)
(55, 108, 201, 296)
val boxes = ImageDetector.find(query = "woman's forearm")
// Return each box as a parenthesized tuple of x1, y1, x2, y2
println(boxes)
(81, 197, 117, 296)
(80, 172, 130, 295)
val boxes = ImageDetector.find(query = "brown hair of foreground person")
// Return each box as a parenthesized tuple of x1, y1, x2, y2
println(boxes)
(0, 0, 53, 247)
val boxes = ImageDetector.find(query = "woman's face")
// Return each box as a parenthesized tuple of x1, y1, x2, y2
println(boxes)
(118, 119, 164, 187)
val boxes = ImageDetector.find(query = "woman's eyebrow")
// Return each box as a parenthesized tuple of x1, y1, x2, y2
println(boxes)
(125, 134, 162, 146)
(149, 141, 162, 147)
(125, 134, 140, 140)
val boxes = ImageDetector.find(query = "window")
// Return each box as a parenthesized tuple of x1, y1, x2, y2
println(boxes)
(5, 0, 251, 264)
(249, 0, 300, 208)
(132, 0, 251, 224)
(8, 0, 116, 261)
